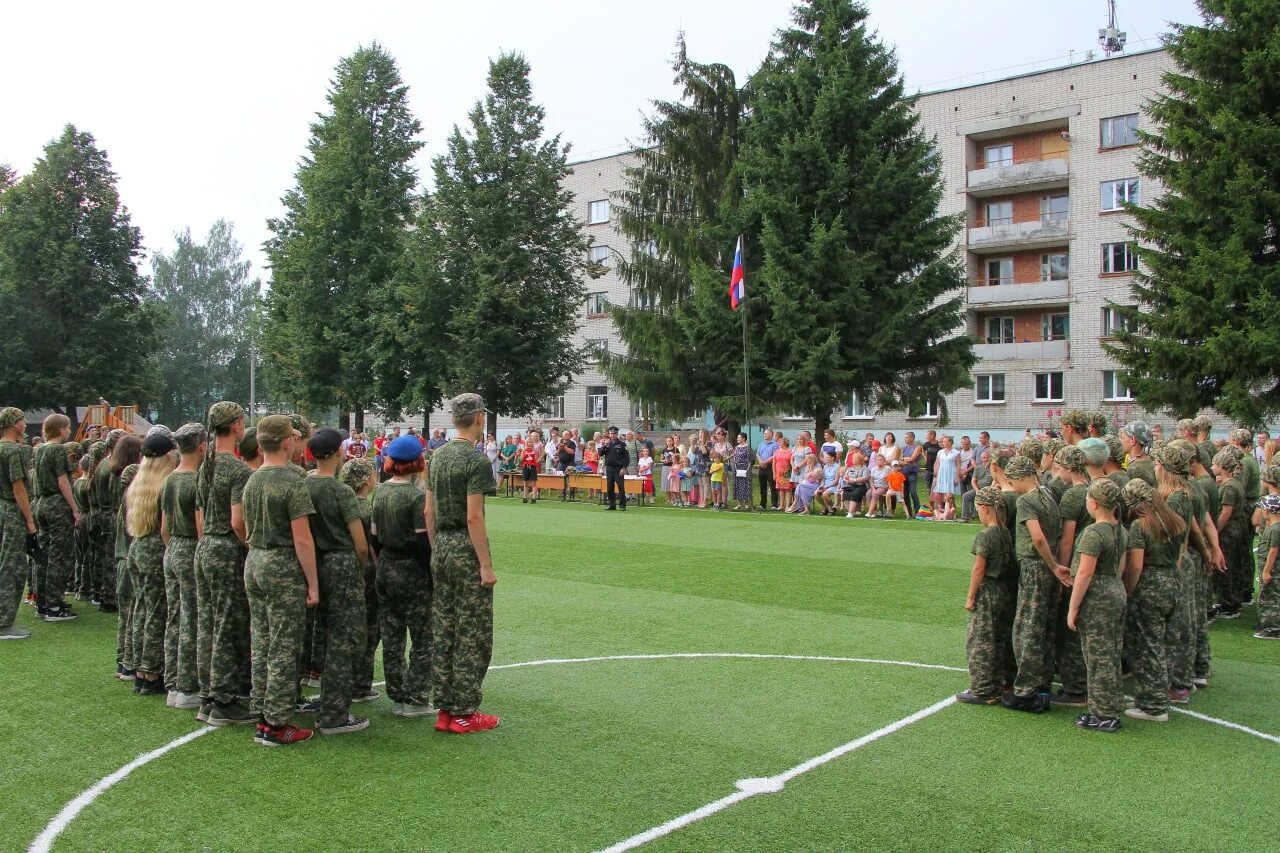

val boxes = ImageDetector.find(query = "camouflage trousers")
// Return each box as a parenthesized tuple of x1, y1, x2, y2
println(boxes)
(1169, 552, 1210, 688)
(1055, 592, 1085, 697)
(356, 557, 380, 693)
(245, 547, 306, 727)
(73, 517, 91, 597)
(195, 534, 251, 705)
(0, 499, 26, 629)
(377, 556, 432, 706)
(1214, 532, 1250, 610)
(129, 534, 168, 677)
(965, 577, 1016, 696)
(34, 496, 75, 611)
(302, 607, 325, 683)
(1012, 557, 1061, 697)
(116, 556, 138, 671)
(1260, 566, 1280, 631)
(316, 550, 367, 727)
(162, 536, 198, 695)
(94, 509, 118, 607)
(1077, 574, 1126, 719)
(431, 531, 493, 715)
(1124, 563, 1179, 713)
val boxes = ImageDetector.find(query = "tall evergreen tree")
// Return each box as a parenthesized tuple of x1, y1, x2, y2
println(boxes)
(430, 52, 589, 436)
(0, 125, 161, 427)
(152, 220, 257, 425)
(739, 0, 972, 434)
(264, 43, 422, 429)
(1108, 0, 1280, 426)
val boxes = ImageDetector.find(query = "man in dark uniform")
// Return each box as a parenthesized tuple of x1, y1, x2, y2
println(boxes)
(602, 426, 630, 511)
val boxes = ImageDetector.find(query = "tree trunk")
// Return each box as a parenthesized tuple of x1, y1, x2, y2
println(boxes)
(339, 411, 351, 432)
(814, 408, 831, 439)
(486, 410, 498, 439)
(354, 409, 365, 432)
(63, 403, 80, 437)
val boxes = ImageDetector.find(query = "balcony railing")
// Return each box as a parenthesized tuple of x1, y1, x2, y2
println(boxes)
(972, 339, 1070, 360)
(967, 152, 1069, 197)
(968, 215, 1070, 252)
(967, 278, 1070, 306)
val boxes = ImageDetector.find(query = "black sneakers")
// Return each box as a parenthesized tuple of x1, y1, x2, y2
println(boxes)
(1075, 714, 1122, 733)
(318, 715, 370, 735)
(1001, 692, 1050, 713)
(41, 606, 78, 622)
(955, 690, 1001, 705)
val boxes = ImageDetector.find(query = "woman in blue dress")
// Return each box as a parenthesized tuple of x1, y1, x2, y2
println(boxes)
(932, 435, 962, 521)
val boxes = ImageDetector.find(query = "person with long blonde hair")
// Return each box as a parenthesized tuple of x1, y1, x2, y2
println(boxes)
(126, 433, 177, 696)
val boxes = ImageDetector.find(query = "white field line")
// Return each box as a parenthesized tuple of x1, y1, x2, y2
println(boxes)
(489, 652, 968, 674)
(596, 695, 958, 853)
(1170, 707, 1280, 745)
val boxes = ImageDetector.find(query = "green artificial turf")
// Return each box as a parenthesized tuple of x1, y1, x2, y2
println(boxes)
(1, 499, 1277, 852)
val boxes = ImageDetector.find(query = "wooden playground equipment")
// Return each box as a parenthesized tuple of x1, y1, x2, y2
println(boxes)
(73, 404, 150, 442)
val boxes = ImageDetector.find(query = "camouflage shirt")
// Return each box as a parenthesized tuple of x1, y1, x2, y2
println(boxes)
(161, 471, 199, 538)
(1241, 452, 1262, 502)
(1107, 470, 1131, 491)
(1128, 517, 1181, 569)
(72, 477, 91, 514)
(1195, 474, 1221, 522)
(971, 524, 1013, 581)
(1218, 477, 1248, 538)
(1015, 487, 1061, 561)
(1058, 483, 1090, 549)
(304, 475, 361, 553)
(243, 465, 314, 550)
(114, 463, 139, 561)
(0, 441, 26, 501)
(195, 453, 251, 537)
(92, 462, 122, 513)
(427, 439, 496, 532)
(371, 481, 425, 553)
(1126, 457, 1157, 488)
(1072, 521, 1128, 579)
(32, 441, 73, 498)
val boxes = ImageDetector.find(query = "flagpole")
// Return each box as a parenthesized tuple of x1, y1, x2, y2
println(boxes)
(736, 235, 758, 512)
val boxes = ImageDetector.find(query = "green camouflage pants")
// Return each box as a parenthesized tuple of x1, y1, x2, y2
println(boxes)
(162, 536, 198, 695)
(195, 534, 251, 705)
(377, 556, 432, 706)
(94, 508, 117, 606)
(129, 534, 168, 677)
(965, 577, 1016, 696)
(430, 531, 493, 715)
(1078, 575, 1126, 719)
(356, 557, 380, 693)
(1124, 563, 1178, 712)
(245, 547, 306, 727)
(1012, 557, 1060, 697)
(1170, 552, 1209, 688)
(116, 556, 136, 670)
(316, 550, 366, 727)
(34, 496, 75, 611)
(1056, 592, 1085, 697)
(73, 517, 90, 596)
(1214, 532, 1250, 610)
(0, 499, 26, 629)
(1260, 570, 1280, 631)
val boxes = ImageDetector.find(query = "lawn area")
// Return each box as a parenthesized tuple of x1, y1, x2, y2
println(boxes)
(1, 498, 1277, 852)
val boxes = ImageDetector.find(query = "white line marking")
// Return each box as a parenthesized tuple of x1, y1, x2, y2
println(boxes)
(1171, 707, 1280, 744)
(489, 652, 967, 674)
(28, 726, 213, 853)
(596, 696, 958, 853)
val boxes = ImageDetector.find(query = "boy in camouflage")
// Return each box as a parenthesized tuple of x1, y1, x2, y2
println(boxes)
(1212, 450, 1249, 619)
(426, 393, 500, 734)
(160, 423, 206, 710)
(32, 414, 81, 621)
(1254, 493, 1280, 639)
(1193, 415, 1216, 470)
(0, 408, 35, 640)
(1059, 410, 1089, 445)
(956, 486, 1015, 705)
(72, 455, 92, 599)
(1051, 445, 1092, 706)
(242, 415, 319, 747)
(340, 457, 381, 702)
(91, 428, 129, 610)
(1120, 421, 1157, 487)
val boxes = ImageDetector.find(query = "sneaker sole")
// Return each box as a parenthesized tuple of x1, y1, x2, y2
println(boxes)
(351, 693, 381, 704)
(319, 722, 371, 735)
(208, 716, 258, 727)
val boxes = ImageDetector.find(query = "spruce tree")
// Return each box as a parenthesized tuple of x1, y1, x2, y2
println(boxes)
(0, 125, 161, 426)
(264, 43, 422, 429)
(430, 52, 589, 436)
(1108, 0, 1280, 426)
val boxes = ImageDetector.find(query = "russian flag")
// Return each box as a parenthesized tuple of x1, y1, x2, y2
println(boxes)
(729, 236, 745, 311)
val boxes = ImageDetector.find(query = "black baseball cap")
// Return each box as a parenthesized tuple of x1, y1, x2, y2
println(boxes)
(308, 428, 344, 459)
(607, 425, 619, 434)
(141, 432, 175, 458)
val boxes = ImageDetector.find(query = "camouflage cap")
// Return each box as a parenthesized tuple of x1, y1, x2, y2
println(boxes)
(1088, 410, 1111, 434)
(258, 414, 300, 446)
(1087, 477, 1123, 509)
(0, 407, 25, 432)
(1212, 448, 1241, 472)
(1103, 433, 1125, 463)
(286, 413, 311, 440)
(1191, 415, 1213, 434)
(1218, 444, 1244, 463)
(1123, 478, 1155, 507)
(78, 454, 92, 471)
(1155, 443, 1193, 476)
(119, 462, 140, 490)
(173, 422, 207, 454)
(1167, 437, 1198, 456)
(90, 441, 108, 463)
(339, 458, 376, 491)
(105, 429, 126, 449)
(63, 440, 83, 458)
(1078, 437, 1109, 468)
(1054, 445, 1088, 473)
(1121, 420, 1152, 449)
(1005, 456, 1039, 480)
(1176, 418, 1196, 436)
(208, 401, 246, 430)
(974, 486, 1004, 507)
(147, 424, 172, 441)
(238, 427, 259, 458)
(1018, 437, 1044, 463)
(1043, 438, 1065, 459)
(1257, 494, 1280, 514)
(1263, 465, 1280, 486)
(450, 393, 488, 420)
(1060, 409, 1090, 431)
(992, 448, 1015, 470)
(1231, 427, 1254, 445)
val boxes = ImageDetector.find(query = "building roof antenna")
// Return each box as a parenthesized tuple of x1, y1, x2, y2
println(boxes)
(1098, 0, 1128, 57)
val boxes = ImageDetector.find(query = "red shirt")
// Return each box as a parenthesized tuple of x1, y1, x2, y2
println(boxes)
(520, 449, 539, 468)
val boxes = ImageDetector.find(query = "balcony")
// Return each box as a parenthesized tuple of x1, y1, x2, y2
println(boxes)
(966, 154, 1069, 198)
(972, 339, 1070, 361)
(968, 215, 1069, 254)
(967, 278, 1070, 308)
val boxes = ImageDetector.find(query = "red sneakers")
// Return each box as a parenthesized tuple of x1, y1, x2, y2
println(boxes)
(447, 711, 500, 734)
(435, 710, 452, 732)
(257, 723, 314, 747)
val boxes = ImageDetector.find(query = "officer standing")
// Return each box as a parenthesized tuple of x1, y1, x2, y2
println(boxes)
(602, 426, 630, 511)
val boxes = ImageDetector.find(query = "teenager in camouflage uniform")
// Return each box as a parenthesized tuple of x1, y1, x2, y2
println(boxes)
(340, 457, 381, 702)
(72, 455, 92, 599)
(1230, 428, 1260, 604)
(31, 414, 81, 620)
(1120, 421, 1157, 488)
(956, 486, 1015, 704)
(1188, 447, 1224, 685)
(115, 462, 141, 678)
(126, 432, 178, 695)
(1212, 449, 1250, 619)
(242, 415, 319, 747)
(1065, 479, 1128, 732)
(1059, 410, 1088, 446)
(194, 402, 255, 726)
(0, 408, 36, 640)
(1051, 445, 1091, 706)
(426, 393, 500, 734)
(299, 429, 370, 735)
(372, 435, 434, 718)
(92, 428, 129, 610)
(160, 424, 206, 710)
(1254, 493, 1280, 640)
(1193, 415, 1217, 471)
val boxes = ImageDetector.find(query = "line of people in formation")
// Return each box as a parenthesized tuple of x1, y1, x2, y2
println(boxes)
(0, 395, 500, 747)
(954, 412, 1279, 734)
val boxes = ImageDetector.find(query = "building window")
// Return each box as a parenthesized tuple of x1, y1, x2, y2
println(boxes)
(975, 374, 1006, 404)
(1102, 242, 1139, 274)
(585, 338, 608, 360)
(1041, 312, 1070, 341)
(630, 288, 654, 310)
(587, 199, 610, 224)
(1040, 194, 1069, 222)
(1034, 372, 1064, 402)
(542, 395, 565, 420)
(1100, 179, 1140, 211)
(983, 257, 1013, 286)
(1101, 114, 1140, 149)
(985, 316, 1015, 344)
(588, 245, 611, 266)
(1102, 370, 1134, 401)
(1041, 252, 1069, 281)
(984, 143, 1013, 168)
(1101, 306, 1135, 337)
(843, 392, 873, 419)
(586, 386, 608, 420)
(781, 412, 808, 421)
(909, 399, 940, 420)
(984, 200, 1013, 226)
(586, 292, 608, 317)
(631, 399, 657, 424)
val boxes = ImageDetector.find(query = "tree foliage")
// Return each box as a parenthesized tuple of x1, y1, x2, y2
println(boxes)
(1108, 0, 1280, 426)
(0, 125, 161, 424)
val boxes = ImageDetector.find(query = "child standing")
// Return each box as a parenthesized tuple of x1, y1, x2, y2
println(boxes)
(340, 458, 381, 703)
(637, 447, 654, 496)
(126, 433, 177, 696)
(666, 451, 683, 507)
(519, 436, 540, 503)
(160, 423, 206, 710)
(1254, 492, 1280, 640)
(709, 451, 725, 509)
(956, 487, 1015, 704)
(773, 438, 793, 512)
(885, 460, 907, 519)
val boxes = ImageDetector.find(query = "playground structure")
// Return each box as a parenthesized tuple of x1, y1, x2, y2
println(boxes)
(72, 404, 153, 442)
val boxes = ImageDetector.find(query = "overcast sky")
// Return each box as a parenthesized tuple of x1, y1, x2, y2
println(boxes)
(3, 0, 1201, 282)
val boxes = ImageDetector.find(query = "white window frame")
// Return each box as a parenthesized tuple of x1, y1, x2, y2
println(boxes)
(585, 338, 608, 361)
(588, 245, 610, 266)
(1040, 252, 1069, 282)
(586, 386, 609, 420)
(1101, 114, 1139, 149)
(985, 316, 1015, 344)
(587, 199, 610, 225)
(984, 143, 1013, 168)
(1100, 178, 1140, 211)
(975, 374, 1006, 404)
(909, 399, 940, 420)
(586, 291, 608, 317)
(984, 200, 1013, 226)
(542, 395, 566, 420)
(1100, 306, 1135, 337)
(1102, 242, 1138, 274)
(1041, 312, 1070, 342)
(984, 257, 1013, 286)
(1102, 370, 1134, 402)
(629, 288, 654, 310)
(1040, 194, 1069, 222)
(842, 392, 873, 420)
(781, 413, 809, 422)
(1034, 372, 1064, 403)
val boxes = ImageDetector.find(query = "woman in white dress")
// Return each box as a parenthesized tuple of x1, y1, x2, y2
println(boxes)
(931, 435, 962, 520)
(879, 432, 902, 465)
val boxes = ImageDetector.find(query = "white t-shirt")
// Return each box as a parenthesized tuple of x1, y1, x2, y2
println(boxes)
(879, 443, 902, 463)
